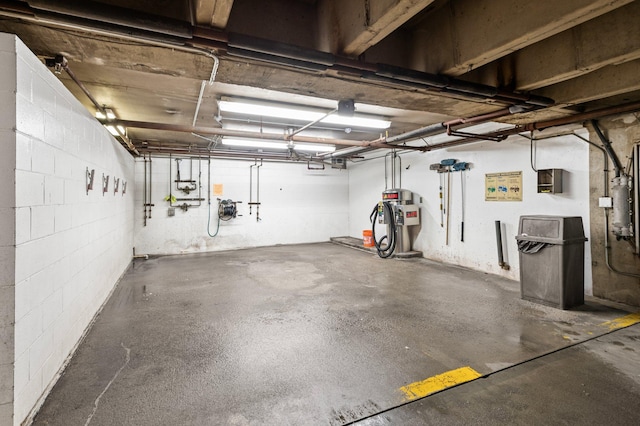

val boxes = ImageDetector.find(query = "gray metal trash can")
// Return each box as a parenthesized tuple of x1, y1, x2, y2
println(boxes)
(516, 215, 588, 309)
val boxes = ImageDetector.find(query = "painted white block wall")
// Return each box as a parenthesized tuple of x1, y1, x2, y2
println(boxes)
(134, 157, 349, 254)
(348, 132, 593, 294)
(0, 34, 135, 426)
(0, 32, 17, 426)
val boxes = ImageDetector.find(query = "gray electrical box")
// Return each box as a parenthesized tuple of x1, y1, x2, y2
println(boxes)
(537, 169, 563, 193)
(516, 215, 587, 309)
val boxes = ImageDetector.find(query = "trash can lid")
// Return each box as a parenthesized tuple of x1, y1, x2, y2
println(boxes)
(517, 215, 586, 242)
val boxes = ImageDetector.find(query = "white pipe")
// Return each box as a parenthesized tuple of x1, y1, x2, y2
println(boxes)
(192, 53, 220, 127)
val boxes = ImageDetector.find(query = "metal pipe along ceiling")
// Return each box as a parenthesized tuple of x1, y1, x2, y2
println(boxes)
(0, 0, 553, 109)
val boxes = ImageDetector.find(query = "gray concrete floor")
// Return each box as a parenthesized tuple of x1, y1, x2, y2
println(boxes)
(33, 243, 640, 425)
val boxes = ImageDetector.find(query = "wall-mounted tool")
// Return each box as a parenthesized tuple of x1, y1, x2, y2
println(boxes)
(113, 177, 120, 195)
(248, 159, 262, 222)
(430, 159, 471, 244)
(218, 199, 240, 221)
(122, 181, 127, 196)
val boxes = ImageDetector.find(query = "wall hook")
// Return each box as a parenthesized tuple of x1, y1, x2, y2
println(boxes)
(86, 167, 95, 194)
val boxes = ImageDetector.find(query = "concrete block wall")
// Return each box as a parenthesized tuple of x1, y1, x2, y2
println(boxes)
(0, 33, 17, 426)
(0, 34, 135, 426)
(134, 157, 349, 254)
(348, 132, 593, 293)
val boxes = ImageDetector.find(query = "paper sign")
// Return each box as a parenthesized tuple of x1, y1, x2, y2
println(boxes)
(213, 184, 224, 196)
(485, 171, 522, 201)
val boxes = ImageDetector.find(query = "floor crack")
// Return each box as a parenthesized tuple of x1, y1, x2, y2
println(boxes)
(84, 342, 131, 426)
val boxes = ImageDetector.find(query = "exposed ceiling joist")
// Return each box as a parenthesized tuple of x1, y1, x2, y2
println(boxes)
(535, 59, 640, 107)
(330, 0, 435, 56)
(410, 0, 633, 76)
(466, 1, 640, 91)
(194, 0, 234, 28)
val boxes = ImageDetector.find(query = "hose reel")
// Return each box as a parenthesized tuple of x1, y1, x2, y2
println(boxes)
(218, 199, 238, 221)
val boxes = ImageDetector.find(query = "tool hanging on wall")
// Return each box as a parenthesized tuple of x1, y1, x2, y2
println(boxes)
(248, 159, 262, 222)
(453, 162, 470, 242)
(430, 159, 471, 244)
(143, 154, 154, 226)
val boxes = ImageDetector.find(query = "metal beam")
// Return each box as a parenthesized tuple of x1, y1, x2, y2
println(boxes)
(328, 0, 435, 56)
(194, 0, 234, 28)
(465, 1, 640, 90)
(410, 0, 633, 76)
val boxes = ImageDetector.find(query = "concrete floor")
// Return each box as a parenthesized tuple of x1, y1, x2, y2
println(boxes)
(33, 243, 640, 425)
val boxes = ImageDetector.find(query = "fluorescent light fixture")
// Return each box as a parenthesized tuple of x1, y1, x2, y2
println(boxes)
(105, 125, 119, 136)
(294, 143, 336, 152)
(105, 108, 116, 120)
(222, 138, 288, 150)
(96, 111, 106, 120)
(219, 100, 390, 129)
(117, 125, 126, 134)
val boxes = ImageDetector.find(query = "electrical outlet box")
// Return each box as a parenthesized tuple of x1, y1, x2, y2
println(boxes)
(599, 197, 613, 208)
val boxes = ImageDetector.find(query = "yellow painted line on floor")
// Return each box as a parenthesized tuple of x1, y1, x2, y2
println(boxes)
(399, 366, 482, 402)
(600, 312, 640, 331)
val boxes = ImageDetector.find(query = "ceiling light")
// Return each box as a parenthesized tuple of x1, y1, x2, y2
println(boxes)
(294, 143, 336, 153)
(218, 100, 391, 129)
(96, 110, 106, 120)
(105, 125, 119, 136)
(105, 108, 116, 120)
(221, 138, 288, 150)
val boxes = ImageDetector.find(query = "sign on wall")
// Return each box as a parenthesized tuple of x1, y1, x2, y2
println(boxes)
(485, 171, 522, 201)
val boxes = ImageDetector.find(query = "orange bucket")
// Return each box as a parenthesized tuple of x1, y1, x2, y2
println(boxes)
(363, 230, 375, 248)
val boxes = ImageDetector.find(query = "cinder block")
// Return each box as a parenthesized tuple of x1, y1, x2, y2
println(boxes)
(0, 246, 15, 288)
(45, 176, 64, 206)
(0, 90, 16, 132)
(54, 205, 72, 233)
(53, 150, 73, 180)
(13, 351, 29, 399)
(14, 308, 42, 358)
(28, 327, 52, 379)
(63, 179, 81, 206)
(0, 362, 12, 405)
(0, 285, 14, 327)
(0, 130, 16, 177)
(0, 208, 14, 247)
(44, 113, 64, 150)
(33, 74, 56, 117)
(30, 206, 55, 240)
(15, 207, 31, 246)
(15, 132, 32, 171)
(16, 95, 44, 142)
(31, 141, 55, 175)
(41, 290, 62, 331)
(0, 324, 13, 366)
(0, 51, 17, 94)
(14, 366, 42, 426)
(15, 170, 44, 207)
(14, 278, 32, 322)
(0, 33, 16, 53)
(16, 57, 32, 103)
(0, 402, 13, 426)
